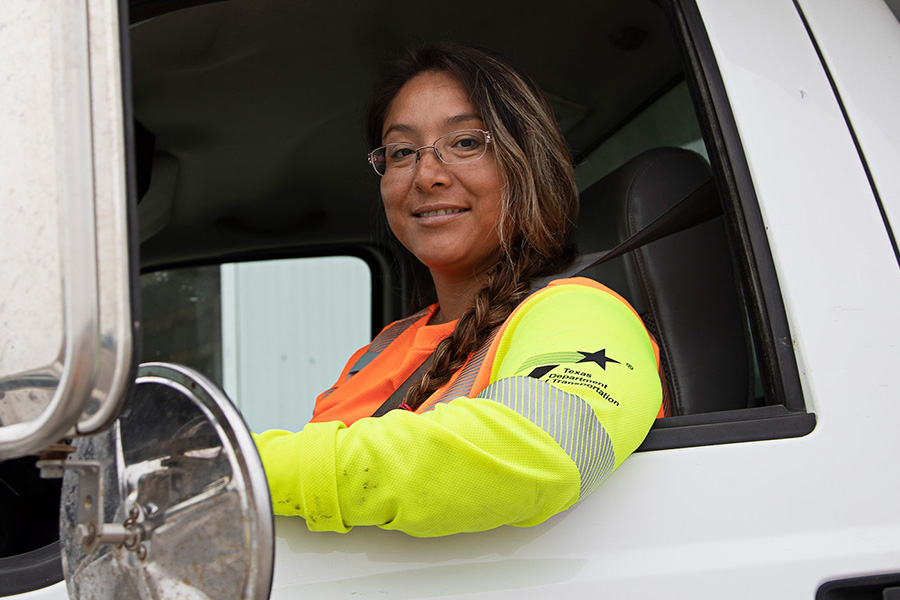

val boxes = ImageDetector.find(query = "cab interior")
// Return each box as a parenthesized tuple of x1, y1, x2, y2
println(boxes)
(131, 0, 765, 423)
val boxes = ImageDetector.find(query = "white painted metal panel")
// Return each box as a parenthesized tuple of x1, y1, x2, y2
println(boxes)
(796, 0, 900, 249)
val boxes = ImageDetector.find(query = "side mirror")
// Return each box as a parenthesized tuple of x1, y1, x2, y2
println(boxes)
(40, 363, 274, 599)
(0, 0, 137, 458)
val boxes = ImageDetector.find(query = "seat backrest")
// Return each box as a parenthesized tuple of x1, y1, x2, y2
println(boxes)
(574, 147, 753, 415)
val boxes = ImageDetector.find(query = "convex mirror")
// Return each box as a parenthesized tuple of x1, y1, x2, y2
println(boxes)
(42, 362, 274, 600)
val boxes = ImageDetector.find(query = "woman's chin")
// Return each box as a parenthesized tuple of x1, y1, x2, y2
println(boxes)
(418, 251, 500, 282)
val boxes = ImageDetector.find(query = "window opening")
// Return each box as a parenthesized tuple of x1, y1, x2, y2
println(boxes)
(141, 256, 371, 432)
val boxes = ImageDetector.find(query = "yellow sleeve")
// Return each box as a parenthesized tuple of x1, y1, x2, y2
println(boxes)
(255, 401, 579, 537)
(487, 281, 662, 469)
(254, 282, 661, 537)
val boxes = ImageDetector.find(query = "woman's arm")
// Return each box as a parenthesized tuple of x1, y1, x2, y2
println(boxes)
(255, 281, 661, 537)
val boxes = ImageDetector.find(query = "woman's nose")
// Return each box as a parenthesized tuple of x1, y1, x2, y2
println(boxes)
(413, 147, 450, 187)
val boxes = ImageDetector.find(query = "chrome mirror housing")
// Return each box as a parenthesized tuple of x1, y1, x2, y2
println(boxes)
(0, 0, 136, 459)
(40, 363, 274, 600)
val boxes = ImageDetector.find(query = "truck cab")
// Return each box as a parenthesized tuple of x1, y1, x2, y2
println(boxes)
(2, 0, 899, 597)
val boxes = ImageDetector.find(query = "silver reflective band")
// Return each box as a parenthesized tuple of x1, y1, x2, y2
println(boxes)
(368, 129, 493, 176)
(476, 376, 615, 499)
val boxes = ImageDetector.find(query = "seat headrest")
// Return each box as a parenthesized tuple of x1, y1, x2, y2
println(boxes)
(574, 147, 753, 415)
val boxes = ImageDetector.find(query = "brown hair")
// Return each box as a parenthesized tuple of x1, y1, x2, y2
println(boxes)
(366, 42, 579, 408)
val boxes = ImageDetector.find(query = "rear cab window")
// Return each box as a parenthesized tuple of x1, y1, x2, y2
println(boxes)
(141, 256, 372, 431)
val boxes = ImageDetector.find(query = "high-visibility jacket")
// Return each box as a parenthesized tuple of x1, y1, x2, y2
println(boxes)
(255, 277, 663, 537)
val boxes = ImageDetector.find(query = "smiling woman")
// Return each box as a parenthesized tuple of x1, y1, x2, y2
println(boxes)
(378, 71, 504, 316)
(16, 0, 900, 594)
(253, 43, 664, 537)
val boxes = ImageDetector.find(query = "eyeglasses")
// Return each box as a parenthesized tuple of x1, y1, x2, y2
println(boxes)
(367, 129, 493, 176)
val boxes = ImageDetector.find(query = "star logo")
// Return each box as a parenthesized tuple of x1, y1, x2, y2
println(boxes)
(576, 349, 620, 370)
(527, 365, 556, 379)
(522, 349, 623, 380)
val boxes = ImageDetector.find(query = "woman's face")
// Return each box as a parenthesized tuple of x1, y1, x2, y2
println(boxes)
(380, 71, 503, 283)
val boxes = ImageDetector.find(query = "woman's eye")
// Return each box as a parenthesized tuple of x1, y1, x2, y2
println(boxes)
(388, 146, 415, 160)
(448, 130, 486, 151)
(453, 136, 480, 149)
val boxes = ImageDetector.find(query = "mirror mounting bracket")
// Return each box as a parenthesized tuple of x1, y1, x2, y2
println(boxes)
(37, 457, 147, 560)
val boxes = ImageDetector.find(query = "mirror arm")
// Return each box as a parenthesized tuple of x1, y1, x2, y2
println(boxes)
(36, 456, 147, 560)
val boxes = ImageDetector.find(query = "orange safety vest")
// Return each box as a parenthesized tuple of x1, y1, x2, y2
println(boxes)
(310, 278, 671, 426)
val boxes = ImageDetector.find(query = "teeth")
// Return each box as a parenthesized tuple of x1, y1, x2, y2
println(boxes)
(418, 209, 465, 218)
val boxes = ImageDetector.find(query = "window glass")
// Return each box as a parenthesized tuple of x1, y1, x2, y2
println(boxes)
(575, 81, 709, 191)
(141, 256, 371, 432)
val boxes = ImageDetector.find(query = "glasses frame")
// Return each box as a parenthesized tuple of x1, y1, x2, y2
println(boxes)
(367, 129, 493, 176)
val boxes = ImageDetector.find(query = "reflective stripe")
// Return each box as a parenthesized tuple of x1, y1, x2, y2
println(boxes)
(371, 354, 434, 417)
(476, 376, 615, 499)
(348, 308, 429, 376)
(423, 328, 499, 407)
(321, 308, 430, 401)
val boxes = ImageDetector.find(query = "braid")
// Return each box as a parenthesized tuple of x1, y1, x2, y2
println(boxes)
(405, 261, 529, 409)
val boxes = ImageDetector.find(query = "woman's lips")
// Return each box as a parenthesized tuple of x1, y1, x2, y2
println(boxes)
(414, 208, 469, 218)
(413, 207, 470, 225)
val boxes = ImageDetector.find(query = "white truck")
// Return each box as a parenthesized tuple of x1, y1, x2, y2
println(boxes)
(1, 0, 898, 598)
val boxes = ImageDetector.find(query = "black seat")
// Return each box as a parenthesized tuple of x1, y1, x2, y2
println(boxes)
(574, 147, 754, 415)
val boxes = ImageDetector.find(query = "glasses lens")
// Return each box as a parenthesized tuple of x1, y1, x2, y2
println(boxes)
(379, 143, 417, 175)
(436, 130, 487, 164)
(369, 148, 387, 175)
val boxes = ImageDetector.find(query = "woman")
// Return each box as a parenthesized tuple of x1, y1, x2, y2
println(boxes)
(255, 43, 663, 537)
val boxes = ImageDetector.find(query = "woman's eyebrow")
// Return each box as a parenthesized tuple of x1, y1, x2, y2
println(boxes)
(383, 114, 484, 140)
(382, 123, 416, 139)
(447, 113, 482, 126)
